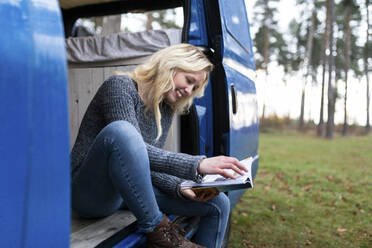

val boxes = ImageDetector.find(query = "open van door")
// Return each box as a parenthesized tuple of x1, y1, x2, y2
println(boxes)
(204, 0, 259, 205)
(182, 0, 259, 205)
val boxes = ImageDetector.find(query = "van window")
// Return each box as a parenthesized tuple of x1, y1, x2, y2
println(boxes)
(72, 7, 183, 37)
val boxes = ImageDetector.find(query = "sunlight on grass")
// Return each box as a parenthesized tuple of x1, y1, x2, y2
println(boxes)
(228, 131, 372, 248)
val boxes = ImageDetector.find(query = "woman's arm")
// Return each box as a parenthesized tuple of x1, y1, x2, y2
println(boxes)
(100, 76, 203, 180)
(147, 144, 205, 181)
(151, 171, 185, 199)
(101, 76, 247, 181)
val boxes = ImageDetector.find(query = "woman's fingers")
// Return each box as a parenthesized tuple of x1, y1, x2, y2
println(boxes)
(197, 192, 219, 202)
(202, 192, 219, 201)
(197, 156, 249, 177)
(194, 192, 207, 202)
(225, 157, 248, 172)
(181, 187, 220, 202)
(216, 168, 235, 179)
(219, 163, 244, 176)
(180, 187, 198, 200)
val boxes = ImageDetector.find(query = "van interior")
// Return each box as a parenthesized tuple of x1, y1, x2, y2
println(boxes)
(60, 0, 205, 247)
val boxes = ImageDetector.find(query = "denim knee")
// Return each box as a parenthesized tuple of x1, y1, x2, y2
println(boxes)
(216, 193, 230, 216)
(100, 121, 145, 150)
(208, 193, 230, 218)
(101, 121, 140, 142)
(99, 120, 149, 173)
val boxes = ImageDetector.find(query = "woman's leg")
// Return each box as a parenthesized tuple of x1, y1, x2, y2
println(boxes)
(71, 120, 163, 232)
(153, 187, 230, 248)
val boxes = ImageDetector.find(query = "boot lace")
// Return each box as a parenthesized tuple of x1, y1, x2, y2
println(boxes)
(170, 222, 187, 236)
(158, 226, 183, 246)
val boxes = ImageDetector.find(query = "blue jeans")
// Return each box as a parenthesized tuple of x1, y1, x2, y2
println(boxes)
(71, 120, 230, 248)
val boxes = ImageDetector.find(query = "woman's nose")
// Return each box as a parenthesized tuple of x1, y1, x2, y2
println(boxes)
(185, 86, 193, 96)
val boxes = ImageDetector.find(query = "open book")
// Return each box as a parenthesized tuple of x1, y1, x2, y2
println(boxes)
(181, 156, 255, 196)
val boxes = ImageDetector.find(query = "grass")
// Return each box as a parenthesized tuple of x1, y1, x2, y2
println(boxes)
(228, 130, 372, 248)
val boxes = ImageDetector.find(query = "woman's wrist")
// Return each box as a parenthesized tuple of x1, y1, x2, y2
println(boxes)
(196, 158, 205, 182)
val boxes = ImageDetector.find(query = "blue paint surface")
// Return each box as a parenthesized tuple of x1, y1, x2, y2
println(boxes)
(187, 0, 208, 46)
(0, 0, 70, 247)
(219, 0, 255, 70)
(217, 0, 258, 161)
(217, 0, 259, 205)
(187, 0, 214, 157)
(0, 0, 258, 246)
(194, 83, 214, 157)
(224, 66, 259, 160)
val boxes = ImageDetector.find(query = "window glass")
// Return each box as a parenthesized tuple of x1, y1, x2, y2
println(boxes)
(73, 7, 183, 37)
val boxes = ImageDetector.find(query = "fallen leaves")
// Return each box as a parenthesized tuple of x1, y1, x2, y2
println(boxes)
(242, 239, 254, 248)
(355, 203, 365, 213)
(279, 186, 291, 192)
(326, 175, 334, 181)
(271, 204, 276, 211)
(275, 172, 284, 180)
(301, 183, 313, 191)
(339, 194, 346, 202)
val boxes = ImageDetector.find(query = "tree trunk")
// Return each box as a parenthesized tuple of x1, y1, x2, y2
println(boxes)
(326, 0, 336, 139)
(263, 0, 270, 70)
(342, 5, 351, 136)
(299, 88, 306, 129)
(261, 0, 270, 124)
(299, 9, 316, 131)
(317, 0, 330, 137)
(367, 72, 370, 133)
(366, 0, 371, 133)
(102, 15, 121, 36)
(146, 12, 153, 30)
(343, 73, 349, 135)
(317, 67, 326, 137)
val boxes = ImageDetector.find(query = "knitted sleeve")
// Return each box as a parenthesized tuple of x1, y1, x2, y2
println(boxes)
(146, 144, 205, 181)
(151, 171, 186, 199)
(100, 76, 205, 181)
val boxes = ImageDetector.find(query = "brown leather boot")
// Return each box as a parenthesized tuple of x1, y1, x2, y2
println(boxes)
(146, 215, 205, 248)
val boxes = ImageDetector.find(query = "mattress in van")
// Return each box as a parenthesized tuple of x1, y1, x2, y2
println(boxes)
(65, 29, 182, 66)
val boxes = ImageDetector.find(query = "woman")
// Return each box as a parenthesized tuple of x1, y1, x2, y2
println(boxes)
(71, 44, 247, 248)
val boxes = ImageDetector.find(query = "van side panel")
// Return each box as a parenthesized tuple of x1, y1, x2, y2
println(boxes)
(218, 0, 255, 70)
(0, 1, 32, 246)
(217, 0, 259, 207)
(185, 0, 208, 46)
(0, 0, 70, 247)
(218, 0, 258, 160)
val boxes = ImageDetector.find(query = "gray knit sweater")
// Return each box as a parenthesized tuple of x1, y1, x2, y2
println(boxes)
(71, 75, 205, 199)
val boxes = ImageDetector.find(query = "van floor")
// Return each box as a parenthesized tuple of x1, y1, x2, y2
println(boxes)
(70, 210, 136, 248)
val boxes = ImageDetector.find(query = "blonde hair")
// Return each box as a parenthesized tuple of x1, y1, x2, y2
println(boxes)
(119, 43, 213, 140)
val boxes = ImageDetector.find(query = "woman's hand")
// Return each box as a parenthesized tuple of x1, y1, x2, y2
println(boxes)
(180, 187, 219, 202)
(197, 156, 248, 179)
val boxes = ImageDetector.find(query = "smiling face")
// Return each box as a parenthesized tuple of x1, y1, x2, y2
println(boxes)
(164, 70, 207, 104)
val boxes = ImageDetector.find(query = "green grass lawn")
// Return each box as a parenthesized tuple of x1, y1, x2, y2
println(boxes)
(228, 130, 372, 248)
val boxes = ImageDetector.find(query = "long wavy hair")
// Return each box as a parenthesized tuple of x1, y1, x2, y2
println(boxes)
(122, 43, 213, 140)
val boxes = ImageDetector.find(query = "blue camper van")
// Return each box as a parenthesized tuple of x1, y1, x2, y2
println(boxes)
(0, 0, 259, 247)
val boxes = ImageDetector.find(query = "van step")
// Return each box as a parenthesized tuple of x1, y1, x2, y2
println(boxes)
(70, 210, 136, 248)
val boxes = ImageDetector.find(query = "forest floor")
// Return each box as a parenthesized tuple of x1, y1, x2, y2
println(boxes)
(228, 129, 372, 248)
